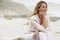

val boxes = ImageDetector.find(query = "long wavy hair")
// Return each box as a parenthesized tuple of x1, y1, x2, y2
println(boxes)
(32, 1, 47, 15)
(32, 1, 47, 25)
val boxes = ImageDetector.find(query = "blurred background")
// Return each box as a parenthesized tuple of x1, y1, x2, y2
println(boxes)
(0, 0, 60, 40)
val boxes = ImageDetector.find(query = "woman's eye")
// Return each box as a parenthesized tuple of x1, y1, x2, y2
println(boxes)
(42, 6, 47, 8)
(42, 6, 45, 8)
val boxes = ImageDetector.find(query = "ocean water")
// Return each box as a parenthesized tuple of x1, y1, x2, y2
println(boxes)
(0, 18, 60, 40)
(0, 18, 28, 40)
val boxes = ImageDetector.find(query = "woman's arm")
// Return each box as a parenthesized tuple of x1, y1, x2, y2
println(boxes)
(33, 30, 39, 39)
(33, 29, 39, 40)
(29, 19, 46, 32)
(42, 16, 47, 29)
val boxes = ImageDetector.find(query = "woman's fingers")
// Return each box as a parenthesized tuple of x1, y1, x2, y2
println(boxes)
(33, 33, 38, 39)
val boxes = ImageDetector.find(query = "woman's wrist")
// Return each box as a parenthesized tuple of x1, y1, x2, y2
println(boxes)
(35, 30, 39, 34)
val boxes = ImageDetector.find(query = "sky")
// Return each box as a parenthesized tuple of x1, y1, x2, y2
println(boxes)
(12, 0, 60, 10)
(12, 0, 60, 17)
(12, 0, 60, 6)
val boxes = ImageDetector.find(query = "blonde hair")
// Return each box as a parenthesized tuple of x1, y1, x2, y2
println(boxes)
(32, 1, 47, 16)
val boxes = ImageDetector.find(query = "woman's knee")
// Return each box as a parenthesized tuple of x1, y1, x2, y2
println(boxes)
(24, 34, 33, 40)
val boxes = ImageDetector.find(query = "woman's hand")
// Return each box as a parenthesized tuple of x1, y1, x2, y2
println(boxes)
(39, 12, 46, 17)
(33, 30, 39, 39)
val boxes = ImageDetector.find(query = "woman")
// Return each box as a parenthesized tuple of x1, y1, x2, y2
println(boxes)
(24, 1, 52, 40)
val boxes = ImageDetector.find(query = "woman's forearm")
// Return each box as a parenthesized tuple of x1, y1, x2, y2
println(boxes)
(42, 16, 47, 29)
(30, 19, 47, 32)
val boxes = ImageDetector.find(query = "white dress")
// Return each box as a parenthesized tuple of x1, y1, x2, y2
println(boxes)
(24, 14, 52, 40)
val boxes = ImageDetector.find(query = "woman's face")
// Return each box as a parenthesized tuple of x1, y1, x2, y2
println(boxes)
(39, 3, 47, 13)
